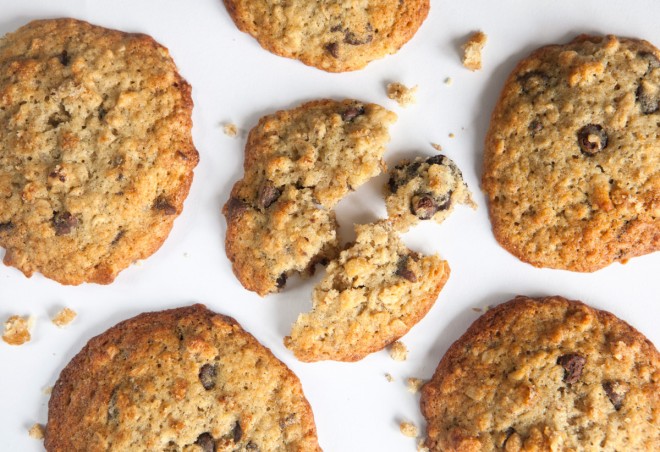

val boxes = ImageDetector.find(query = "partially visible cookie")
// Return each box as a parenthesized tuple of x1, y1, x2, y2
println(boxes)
(0, 19, 198, 284)
(223, 99, 396, 296)
(46, 304, 321, 451)
(285, 221, 450, 362)
(483, 35, 660, 271)
(386, 155, 475, 232)
(222, 0, 430, 72)
(420, 295, 660, 451)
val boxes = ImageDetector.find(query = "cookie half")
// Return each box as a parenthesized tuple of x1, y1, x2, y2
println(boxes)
(46, 304, 321, 451)
(285, 221, 450, 362)
(0, 19, 198, 284)
(420, 295, 660, 451)
(483, 35, 660, 271)
(222, 0, 430, 72)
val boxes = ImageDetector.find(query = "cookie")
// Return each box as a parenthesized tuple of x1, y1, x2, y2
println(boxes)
(223, 99, 396, 296)
(222, 0, 430, 72)
(0, 19, 198, 284)
(420, 295, 660, 451)
(483, 35, 660, 272)
(285, 221, 450, 362)
(385, 154, 475, 232)
(46, 304, 321, 451)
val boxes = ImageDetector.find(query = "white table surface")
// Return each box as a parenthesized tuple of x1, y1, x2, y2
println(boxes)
(1, 1, 658, 451)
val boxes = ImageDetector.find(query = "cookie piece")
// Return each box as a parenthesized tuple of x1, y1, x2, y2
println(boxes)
(462, 31, 487, 71)
(285, 221, 450, 362)
(483, 35, 660, 271)
(223, 0, 429, 72)
(420, 295, 660, 451)
(46, 304, 321, 451)
(0, 19, 198, 285)
(386, 155, 475, 232)
(223, 99, 396, 296)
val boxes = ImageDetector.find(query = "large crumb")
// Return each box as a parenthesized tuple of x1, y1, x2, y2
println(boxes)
(386, 82, 418, 107)
(462, 31, 487, 71)
(28, 423, 45, 440)
(406, 377, 425, 393)
(389, 341, 408, 361)
(223, 123, 239, 137)
(2, 315, 31, 345)
(400, 421, 419, 438)
(431, 143, 443, 152)
(52, 308, 77, 327)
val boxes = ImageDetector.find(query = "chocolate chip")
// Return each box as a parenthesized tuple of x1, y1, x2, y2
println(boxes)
(279, 414, 296, 430)
(246, 442, 260, 451)
(232, 421, 243, 443)
(325, 42, 339, 58)
(98, 107, 107, 120)
(199, 364, 217, 390)
(529, 119, 544, 135)
(52, 211, 78, 236)
(59, 50, 70, 66)
(502, 427, 515, 448)
(153, 197, 177, 215)
(425, 155, 447, 166)
(411, 191, 451, 220)
(195, 432, 216, 452)
(636, 81, 659, 114)
(602, 381, 626, 410)
(47, 110, 71, 128)
(330, 25, 343, 32)
(341, 105, 366, 122)
(388, 162, 417, 193)
(276, 273, 287, 289)
(257, 182, 281, 209)
(111, 230, 125, 245)
(577, 124, 608, 156)
(557, 353, 586, 384)
(49, 167, 66, 182)
(638, 51, 660, 72)
(518, 71, 549, 96)
(344, 24, 373, 45)
(225, 198, 249, 220)
(395, 256, 417, 282)
(0, 222, 14, 232)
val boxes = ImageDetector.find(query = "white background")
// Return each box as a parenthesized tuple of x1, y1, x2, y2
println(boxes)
(1, 1, 659, 451)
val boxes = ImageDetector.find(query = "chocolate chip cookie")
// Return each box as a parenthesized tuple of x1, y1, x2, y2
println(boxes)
(285, 221, 450, 362)
(222, 0, 430, 72)
(223, 99, 396, 296)
(46, 304, 321, 451)
(483, 35, 660, 272)
(420, 295, 660, 451)
(385, 154, 475, 232)
(0, 19, 198, 284)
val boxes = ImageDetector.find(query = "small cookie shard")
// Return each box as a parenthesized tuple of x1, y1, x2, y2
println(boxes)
(46, 304, 321, 451)
(223, 123, 239, 137)
(420, 296, 660, 451)
(28, 423, 45, 440)
(0, 19, 198, 285)
(483, 35, 660, 272)
(462, 31, 487, 71)
(387, 82, 418, 107)
(385, 154, 475, 232)
(406, 377, 425, 394)
(52, 308, 77, 328)
(223, 100, 396, 296)
(2, 315, 31, 345)
(400, 421, 419, 438)
(222, 0, 430, 72)
(285, 221, 450, 362)
(389, 341, 409, 361)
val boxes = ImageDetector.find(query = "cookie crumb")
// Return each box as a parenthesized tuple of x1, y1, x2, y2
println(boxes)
(449, 133, 455, 138)
(389, 341, 408, 361)
(385, 373, 394, 382)
(472, 307, 483, 313)
(2, 315, 32, 345)
(462, 31, 487, 71)
(406, 377, 425, 393)
(400, 421, 419, 437)
(431, 143, 443, 152)
(444, 77, 453, 86)
(223, 123, 239, 137)
(52, 308, 77, 328)
(417, 437, 429, 452)
(28, 423, 45, 440)
(43, 386, 53, 395)
(386, 82, 418, 107)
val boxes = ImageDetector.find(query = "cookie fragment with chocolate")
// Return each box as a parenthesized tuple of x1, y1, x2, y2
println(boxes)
(285, 221, 449, 362)
(46, 304, 321, 451)
(420, 295, 660, 451)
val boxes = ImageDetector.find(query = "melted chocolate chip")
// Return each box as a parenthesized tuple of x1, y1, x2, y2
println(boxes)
(330, 25, 343, 33)
(49, 167, 66, 182)
(52, 211, 78, 236)
(529, 119, 544, 135)
(341, 105, 366, 122)
(395, 255, 417, 282)
(411, 192, 451, 220)
(225, 198, 249, 220)
(195, 432, 216, 452)
(59, 50, 70, 66)
(602, 381, 626, 410)
(518, 71, 549, 96)
(425, 155, 447, 166)
(388, 161, 419, 194)
(577, 124, 608, 156)
(502, 427, 515, 448)
(0, 222, 14, 232)
(325, 42, 339, 58)
(557, 353, 586, 384)
(153, 197, 177, 215)
(47, 110, 71, 128)
(199, 364, 217, 390)
(258, 182, 281, 209)
(232, 421, 243, 443)
(98, 107, 107, 120)
(638, 51, 660, 72)
(276, 273, 287, 289)
(636, 82, 659, 114)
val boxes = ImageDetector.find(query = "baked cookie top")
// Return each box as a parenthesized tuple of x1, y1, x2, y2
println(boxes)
(46, 304, 321, 452)
(222, 0, 430, 72)
(483, 35, 660, 272)
(0, 19, 198, 284)
(223, 99, 396, 296)
(420, 295, 660, 452)
(385, 154, 475, 232)
(285, 221, 449, 362)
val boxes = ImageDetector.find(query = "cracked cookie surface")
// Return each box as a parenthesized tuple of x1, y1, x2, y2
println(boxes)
(285, 221, 449, 362)
(222, 0, 429, 72)
(483, 35, 660, 272)
(0, 19, 198, 284)
(46, 304, 321, 452)
(420, 295, 660, 451)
